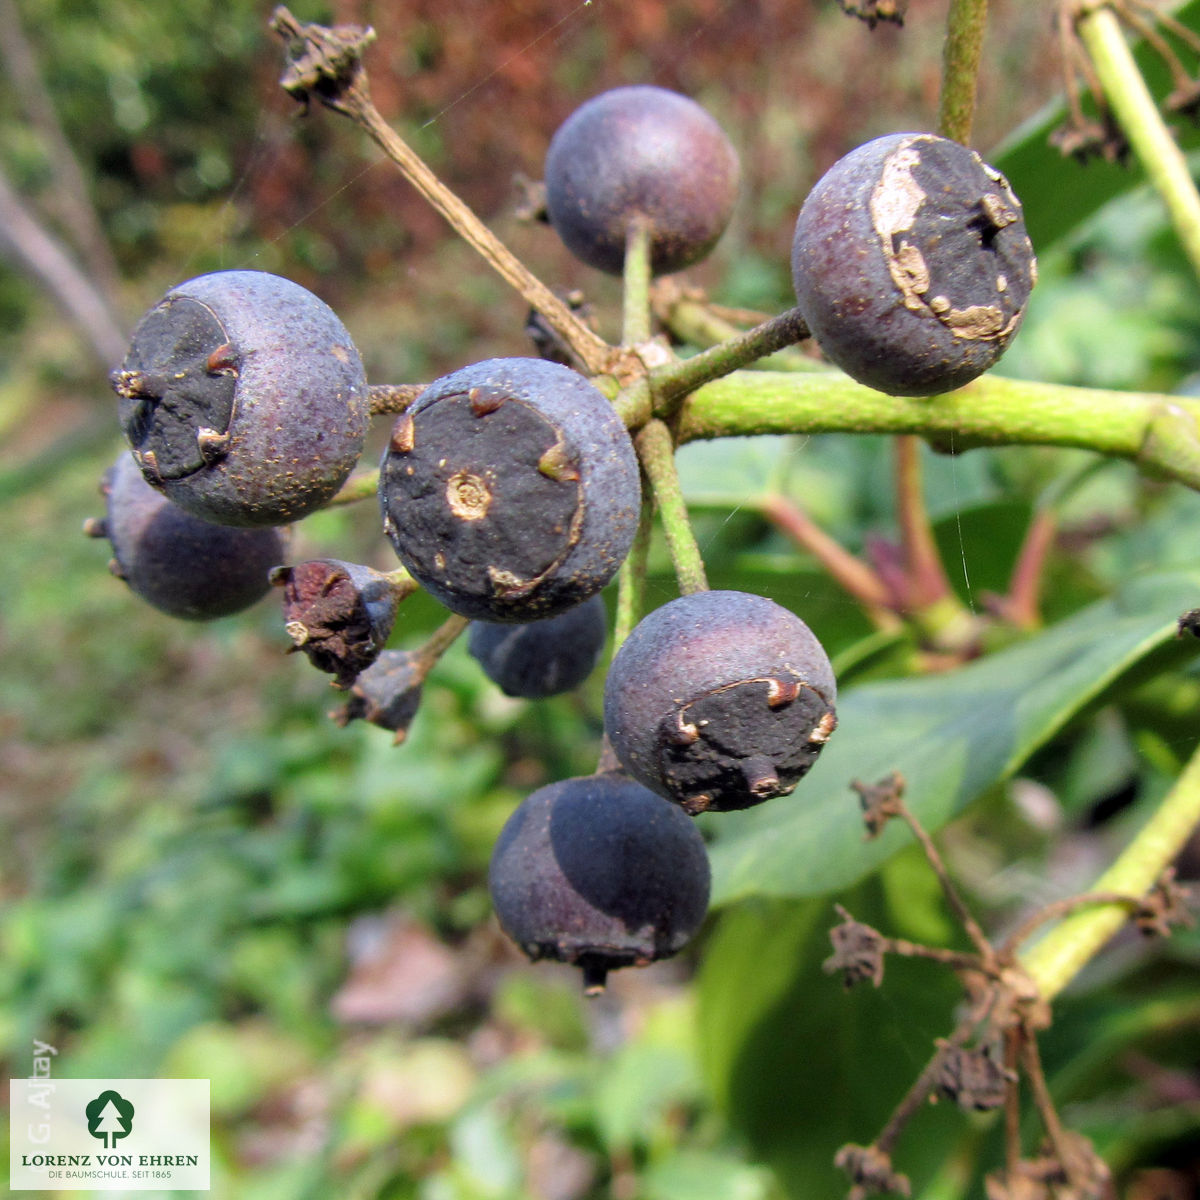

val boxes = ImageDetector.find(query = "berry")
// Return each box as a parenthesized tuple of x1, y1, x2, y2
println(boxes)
(379, 358, 640, 622)
(273, 559, 407, 687)
(488, 772, 711, 992)
(603, 590, 837, 814)
(330, 649, 426, 744)
(467, 594, 607, 699)
(790, 132, 1036, 396)
(112, 270, 369, 526)
(544, 85, 740, 277)
(85, 452, 287, 620)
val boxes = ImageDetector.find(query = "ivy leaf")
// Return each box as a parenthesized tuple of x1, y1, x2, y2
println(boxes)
(707, 568, 1200, 906)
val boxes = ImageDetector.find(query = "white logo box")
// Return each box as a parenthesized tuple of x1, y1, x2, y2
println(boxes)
(9, 1079, 209, 1191)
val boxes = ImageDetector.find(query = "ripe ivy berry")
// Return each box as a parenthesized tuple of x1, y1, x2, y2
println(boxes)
(379, 358, 640, 622)
(791, 132, 1036, 396)
(112, 270, 369, 526)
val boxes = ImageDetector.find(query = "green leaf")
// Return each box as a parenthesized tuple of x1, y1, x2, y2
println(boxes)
(640, 1150, 775, 1200)
(991, 1, 1200, 253)
(708, 569, 1200, 906)
(697, 876, 966, 1198)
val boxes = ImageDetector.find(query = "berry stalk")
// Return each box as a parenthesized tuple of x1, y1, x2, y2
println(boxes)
(649, 307, 810, 413)
(635, 418, 708, 594)
(622, 216, 653, 347)
(937, 0, 991, 146)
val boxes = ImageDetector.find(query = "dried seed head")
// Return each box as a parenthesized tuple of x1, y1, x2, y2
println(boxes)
(277, 558, 405, 687)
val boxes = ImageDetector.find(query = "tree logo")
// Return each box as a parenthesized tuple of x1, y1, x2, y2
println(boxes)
(85, 1089, 135, 1149)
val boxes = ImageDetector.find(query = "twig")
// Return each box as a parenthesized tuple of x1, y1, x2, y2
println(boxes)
(1076, 2, 1200, 281)
(0, 160, 127, 368)
(0, 0, 123, 299)
(368, 383, 425, 416)
(268, 7, 616, 378)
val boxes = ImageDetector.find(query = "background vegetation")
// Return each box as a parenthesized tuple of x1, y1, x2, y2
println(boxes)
(1, 2, 1198, 1198)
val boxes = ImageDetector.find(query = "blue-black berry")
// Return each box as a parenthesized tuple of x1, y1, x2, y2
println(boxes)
(85, 452, 287, 620)
(379, 358, 640, 622)
(545, 86, 740, 277)
(488, 772, 711, 992)
(604, 590, 837, 814)
(112, 270, 368, 526)
(791, 132, 1036, 396)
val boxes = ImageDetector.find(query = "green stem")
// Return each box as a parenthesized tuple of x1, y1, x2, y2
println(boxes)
(649, 307, 810, 410)
(636, 419, 708, 594)
(613, 494, 654, 653)
(1022, 739, 1200, 1002)
(622, 216, 653, 347)
(674, 370, 1200, 492)
(328, 468, 381, 506)
(937, 0, 990, 144)
(654, 292, 822, 372)
(1077, 4, 1200, 282)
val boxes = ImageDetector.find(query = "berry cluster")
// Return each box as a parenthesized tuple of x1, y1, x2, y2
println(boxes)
(89, 77, 1034, 990)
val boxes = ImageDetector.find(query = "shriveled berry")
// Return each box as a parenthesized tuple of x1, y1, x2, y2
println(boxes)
(330, 649, 425, 744)
(85, 452, 287, 620)
(791, 132, 1036, 396)
(112, 270, 368, 526)
(545, 85, 740, 277)
(603, 590, 837, 814)
(488, 772, 711, 993)
(468, 594, 607, 699)
(273, 559, 407, 687)
(379, 358, 640, 622)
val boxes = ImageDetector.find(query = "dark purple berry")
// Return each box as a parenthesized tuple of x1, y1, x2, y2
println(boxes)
(791, 132, 1036, 396)
(603, 590, 837, 814)
(330, 649, 426, 744)
(379, 358, 640, 623)
(84, 452, 287, 620)
(273, 559, 406, 687)
(468, 594, 607, 699)
(544, 85, 740, 277)
(488, 772, 711, 992)
(112, 270, 369, 526)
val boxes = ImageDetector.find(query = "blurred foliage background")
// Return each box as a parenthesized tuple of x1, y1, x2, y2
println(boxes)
(2, 2, 1200, 1198)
